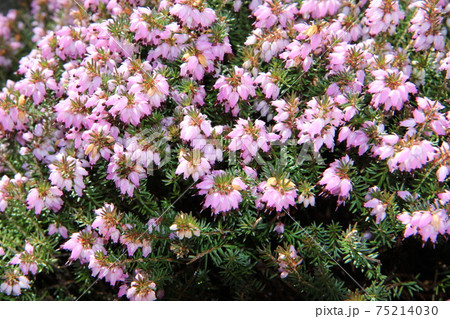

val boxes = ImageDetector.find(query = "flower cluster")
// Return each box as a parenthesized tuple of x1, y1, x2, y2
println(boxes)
(296, 96, 344, 152)
(10, 242, 38, 276)
(0, 10, 24, 68)
(299, 0, 341, 19)
(319, 155, 354, 205)
(169, 213, 201, 239)
(368, 69, 417, 111)
(276, 245, 302, 279)
(228, 119, 279, 163)
(364, 186, 390, 224)
(0, 0, 449, 301)
(214, 67, 256, 116)
(365, 0, 404, 35)
(197, 170, 247, 215)
(26, 184, 64, 215)
(258, 177, 297, 212)
(48, 154, 88, 196)
(62, 227, 106, 264)
(409, 0, 447, 51)
(0, 270, 30, 296)
(397, 202, 450, 244)
(0, 174, 28, 212)
(119, 272, 157, 301)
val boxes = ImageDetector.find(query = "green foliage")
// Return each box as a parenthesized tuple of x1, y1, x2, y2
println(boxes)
(0, 0, 449, 302)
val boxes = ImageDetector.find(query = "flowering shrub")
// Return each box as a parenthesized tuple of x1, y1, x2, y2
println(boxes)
(0, 0, 449, 300)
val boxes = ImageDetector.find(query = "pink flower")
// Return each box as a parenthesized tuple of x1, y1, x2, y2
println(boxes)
(438, 191, 450, 205)
(82, 123, 118, 164)
(180, 108, 212, 144)
(0, 270, 30, 296)
(244, 27, 290, 63)
(62, 227, 106, 264)
(435, 142, 450, 182)
(0, 106, 17, 132)
(398, 206, 449, 243)
(10, 242, 38, 276)
(228, 119, 279, 163)
(130, 7, 171, 46)
(125, 135, 162, 171)
(319, 155, 353, 205)
(92, 203, 122, 243)
(399, 97, 448, 137)
(106, 144, 146, 197)
(147, 218, 162, 234)
(15, 67, 58, 104)
(172, 81, 206, 106)
(292, 22, 334, 52)
(49, 153, 88, 196)
(107, 93, 152, 126)
(128, 72, 169, 109)
(175, 149, 211, 181)
(214, 67, 256, 116)
(120, 225, 152, 257)
(243, 166, 258, 179)
(274, 222, 285, 234)
(122, 272, 157, 301)
(296, 96, 344, 152)
(234, 0, 242, 12)
(386, 140, 436, 172)
(26, 185, 63, 215)
(368, 69, 417, 111)
(300, 0, 341, 19)
(336, 12, 363, 42)
(0, 176, 12, 212)
(54, 26, 87, 60)
(180, 34, 231, 80)
(170, 0, 216, 29)
(326, 72, 365, 97)
(328, 42, 372, 74)
(180, 47, 214, 81)
(397, 190, 417, 201)
(88, 252, 125, 286)
(146, 23, 189, 61)
(48, 223, 68, 238)
(365, 0, 404, 35)
(0, 90, 30, 131)
(372, 133, 399, 160)
(197, 171, 247, 215)
(54, 92, 93, 129)
(259, 177, 297, 212)
(328, 43, 355, 73)
(277, 245, 302, 279)
(65, 65, 101, 95)
(409, 0, 446, 51)
(0, 9, 24, 68)
(364, 186, 388, 224)
(439, 51, 450, 79)
(279, 40, 313, 71)
(253, 0, 298, 29)
(255, 72, 280, 100)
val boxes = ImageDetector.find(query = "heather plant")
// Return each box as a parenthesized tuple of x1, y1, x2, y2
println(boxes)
(0, 0, 449, 301)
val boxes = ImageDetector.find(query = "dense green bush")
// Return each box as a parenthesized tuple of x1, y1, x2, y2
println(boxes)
(0, 0, 449, 300)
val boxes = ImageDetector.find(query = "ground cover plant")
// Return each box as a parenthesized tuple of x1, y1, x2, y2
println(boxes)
(0, 0, 449, 301)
